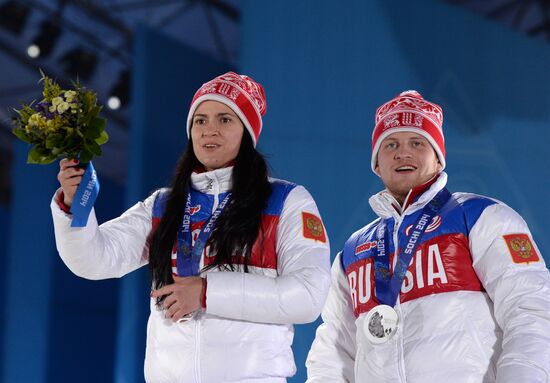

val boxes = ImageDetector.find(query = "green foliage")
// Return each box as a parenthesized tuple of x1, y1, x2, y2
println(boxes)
(12, 127, 31, 142)
(11, 71, 109, 165)
(96, 130, 109, 145)
(41, 76, 62, 100)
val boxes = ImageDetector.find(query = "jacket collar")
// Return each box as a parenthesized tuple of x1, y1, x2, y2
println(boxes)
(369, 172, 448, 219)
(190, 166, 233, 194)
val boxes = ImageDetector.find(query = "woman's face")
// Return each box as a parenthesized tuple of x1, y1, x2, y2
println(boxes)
(191, 100, 245, 171)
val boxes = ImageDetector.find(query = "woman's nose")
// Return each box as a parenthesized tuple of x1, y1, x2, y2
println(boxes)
(201, 122, 219, 136)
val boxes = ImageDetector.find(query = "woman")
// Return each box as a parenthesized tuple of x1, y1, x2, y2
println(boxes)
(51, 72, 331, 383)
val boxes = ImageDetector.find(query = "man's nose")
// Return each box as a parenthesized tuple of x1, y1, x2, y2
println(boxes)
(394, 147, 412, 159)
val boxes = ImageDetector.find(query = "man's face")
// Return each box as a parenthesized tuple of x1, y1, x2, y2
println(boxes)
(375, 131, 443, 203)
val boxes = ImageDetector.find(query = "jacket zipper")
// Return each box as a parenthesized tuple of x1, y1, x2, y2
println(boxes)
(210, 177, 219, 211)
(193, 318, 201, 383)
(393, 214, 407, 382)
(193, 176, 214, 382)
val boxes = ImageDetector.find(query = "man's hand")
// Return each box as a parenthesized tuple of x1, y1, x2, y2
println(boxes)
(151, 276, 205, 322)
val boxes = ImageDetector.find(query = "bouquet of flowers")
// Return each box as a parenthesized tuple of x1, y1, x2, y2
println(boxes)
(11, 71, 108, 227)
(11, 71, 108, 164)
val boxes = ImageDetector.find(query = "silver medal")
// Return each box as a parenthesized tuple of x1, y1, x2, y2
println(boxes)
(364, 304, 399, 344)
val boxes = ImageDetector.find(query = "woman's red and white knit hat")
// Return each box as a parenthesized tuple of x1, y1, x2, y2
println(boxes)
(186, 72, 266, 147)
(371, 90, 445, 172)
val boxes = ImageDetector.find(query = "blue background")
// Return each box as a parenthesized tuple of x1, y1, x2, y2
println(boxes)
(1, 1, 549, 382)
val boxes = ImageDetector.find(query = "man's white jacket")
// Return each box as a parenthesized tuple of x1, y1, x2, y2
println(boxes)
(306, 172, 550, 383)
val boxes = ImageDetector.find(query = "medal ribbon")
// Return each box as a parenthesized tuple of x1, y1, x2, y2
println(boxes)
(70, 161, 100, 227)
(374, 188, 451, 306)
(177, 192, 232, 276)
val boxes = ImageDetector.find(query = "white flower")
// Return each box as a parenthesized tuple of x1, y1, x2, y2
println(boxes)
(29, 113, 43, 126)
(56, 102, 70, 114)
(64, 90, 77, 102)
(27, 113, 47, 130)
(52, 97, 63, 106)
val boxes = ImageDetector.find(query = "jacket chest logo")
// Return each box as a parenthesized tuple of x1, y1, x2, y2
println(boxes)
(404, 215, 442, 236)
(189, 205, 201, 216)
(355, 241, 377, 255)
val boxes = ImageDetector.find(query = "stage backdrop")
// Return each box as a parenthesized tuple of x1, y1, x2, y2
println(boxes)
(1, 141, 123, 383)
(241, 0, 550, 381)
(0, 204, 8, 381)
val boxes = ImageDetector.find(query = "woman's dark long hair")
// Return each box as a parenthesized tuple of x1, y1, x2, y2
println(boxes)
(148, 132, 271, 303)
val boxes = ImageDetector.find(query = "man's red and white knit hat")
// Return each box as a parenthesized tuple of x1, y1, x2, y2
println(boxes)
(186, 72, 266, 147)
(371, 90, 445, 172)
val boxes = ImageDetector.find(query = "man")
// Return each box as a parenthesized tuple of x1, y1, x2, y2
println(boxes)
(306, 90, 550, 382)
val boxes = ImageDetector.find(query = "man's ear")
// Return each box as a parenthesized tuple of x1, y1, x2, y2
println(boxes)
(436, 159, 443, 172)
(374, 163, 381, 177)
